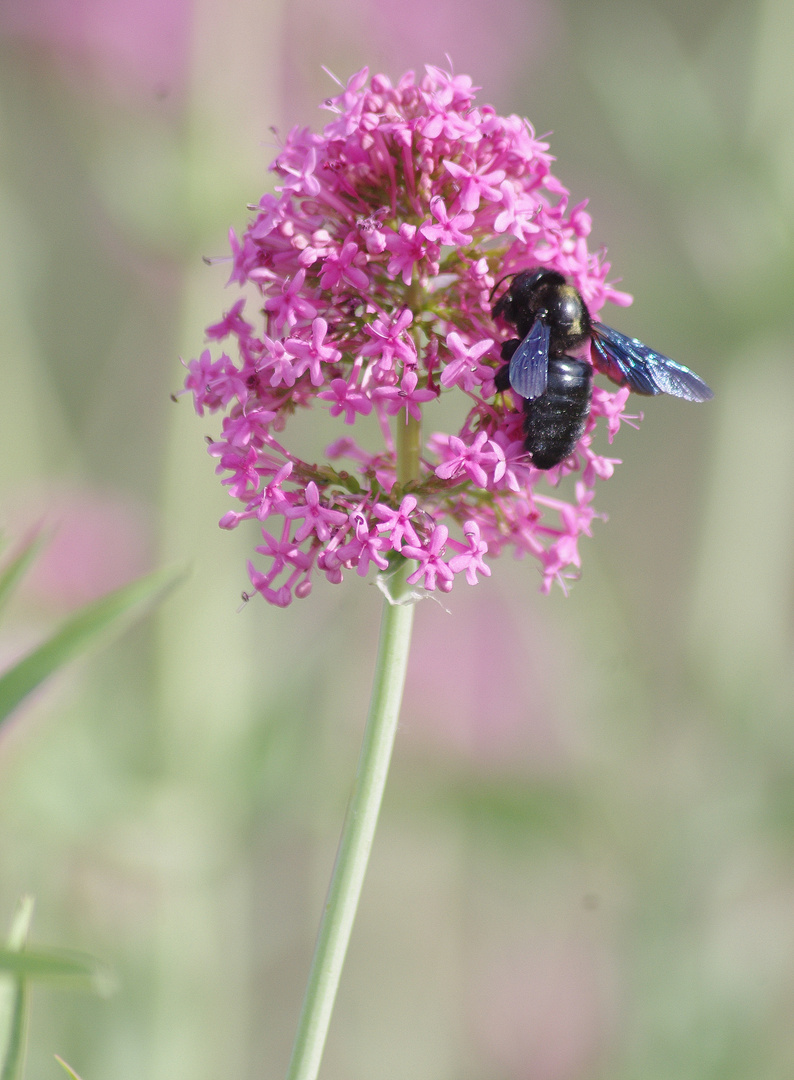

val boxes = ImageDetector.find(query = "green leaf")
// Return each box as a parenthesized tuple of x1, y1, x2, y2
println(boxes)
(0, 949, 102, 984)
(0, 897, 34, 1080)
(0, 564, 187, 729)
(0, 533, 47, 616)
(54, 1058, 83, 1080)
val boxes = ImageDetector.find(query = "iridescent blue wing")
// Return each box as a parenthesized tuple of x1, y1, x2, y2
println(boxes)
(591, 323, 713, 401)
(508, 318, 550, 400)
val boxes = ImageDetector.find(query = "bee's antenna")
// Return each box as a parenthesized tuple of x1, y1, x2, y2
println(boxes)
(490, 272, 517, 305)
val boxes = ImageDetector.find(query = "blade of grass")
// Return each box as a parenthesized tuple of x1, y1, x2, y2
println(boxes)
(0, 897, 34, 1080)
(0, 564, 187, 728)
(0, 533, 48, 616)
(0, 949, 103, 984)
(54, 1057, 83, 1080)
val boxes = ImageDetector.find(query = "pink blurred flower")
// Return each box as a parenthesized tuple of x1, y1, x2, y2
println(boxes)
(470, 933, 617, 1080)
(279, 0, 558, 123)
(184, 66, 636, 606)
(9, 489, 152, 609)
(0, 0, 191, 101)
(402, 590, 573, 769)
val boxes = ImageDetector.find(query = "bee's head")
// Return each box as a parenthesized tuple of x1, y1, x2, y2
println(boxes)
(493, 268, 566, 336)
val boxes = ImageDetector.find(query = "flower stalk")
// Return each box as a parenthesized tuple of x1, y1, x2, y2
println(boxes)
(285, 414, 419, 1080)
(396, 411, 422, 487)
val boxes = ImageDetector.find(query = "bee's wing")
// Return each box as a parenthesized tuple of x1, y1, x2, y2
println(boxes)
(591, 323, 714, 402)
(508, 318, 550, 400)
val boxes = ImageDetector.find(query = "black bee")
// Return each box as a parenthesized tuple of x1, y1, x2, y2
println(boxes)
(493, 268, 713, 469)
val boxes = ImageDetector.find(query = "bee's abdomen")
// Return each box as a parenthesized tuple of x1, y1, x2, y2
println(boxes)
(522, 357, 592, 469)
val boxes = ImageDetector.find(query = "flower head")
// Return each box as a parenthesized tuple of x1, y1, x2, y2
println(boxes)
(183, 65, 636, 605)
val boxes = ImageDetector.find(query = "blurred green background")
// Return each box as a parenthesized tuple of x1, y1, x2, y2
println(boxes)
(1, 0, 793, 1077)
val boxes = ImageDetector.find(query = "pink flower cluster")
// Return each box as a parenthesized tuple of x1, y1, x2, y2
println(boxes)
(183, 65, 639, 606)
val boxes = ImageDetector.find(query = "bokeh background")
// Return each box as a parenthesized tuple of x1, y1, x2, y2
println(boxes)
(1, 0, 793, 1077)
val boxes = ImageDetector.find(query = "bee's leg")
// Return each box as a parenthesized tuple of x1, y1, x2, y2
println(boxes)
(500, 338, 519, 362)
(495, 339, 520, 392)
(494, 364, 511, 392)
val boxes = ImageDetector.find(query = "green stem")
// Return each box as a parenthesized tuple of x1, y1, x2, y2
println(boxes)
(285, 582, 415, 1080)
(396, 411, 422, 486)
(285, 402, 420, 1080)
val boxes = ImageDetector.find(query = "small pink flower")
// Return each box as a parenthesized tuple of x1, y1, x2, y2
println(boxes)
(211, 444, 261, 499)
(440, 332, 494, 392)
(220, 407, 277, 448)
(182, 349, 227, 416)
(360, 308, 415, 364)
(420, 196, 474, 246)
(254, 462, 293, 520)
(285, 317, 341, 386)
(447, 521, 491, 585)
(259, 335, 298, 388)
(443, 159, 506, 212)
(264, 269, 318, 333)
(337, 513, 390, 576)
(319, 235, 370, 292)
(493, 180, 540, 242)
(319, 378, 373, 423)
(591, 385, 642, 442)
(285, 481, 348, 543)
(404, 525, 455, 593)
(374, 368, 438, 421)
(276, 143, 322, 197)
(385, 222, 431, 286)
(435, 431, 501, 488)
(206, 299, 253, 342)
(373, 495, 421, 551)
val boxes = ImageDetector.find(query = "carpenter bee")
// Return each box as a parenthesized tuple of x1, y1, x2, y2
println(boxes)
(493, 268, 713, 469)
